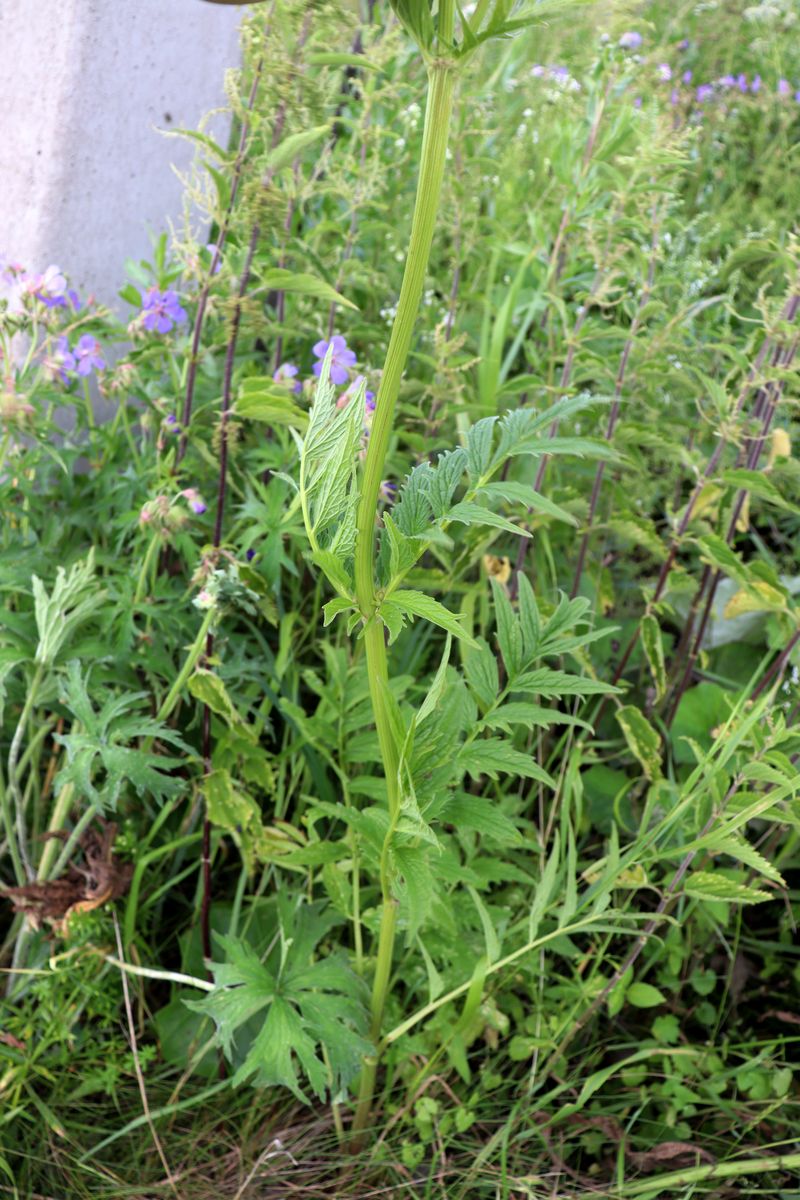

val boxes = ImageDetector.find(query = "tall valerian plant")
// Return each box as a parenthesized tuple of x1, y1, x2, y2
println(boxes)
(299, 0, 595, 1136)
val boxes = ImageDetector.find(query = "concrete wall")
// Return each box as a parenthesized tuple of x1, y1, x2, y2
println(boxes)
(0, 0, 243, 310)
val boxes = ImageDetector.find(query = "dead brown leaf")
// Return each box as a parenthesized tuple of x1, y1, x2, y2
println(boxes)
(2, 819, 132, 933)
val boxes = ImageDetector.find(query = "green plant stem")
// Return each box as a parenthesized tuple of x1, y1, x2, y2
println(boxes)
(155, 608, 216, 725)
(617, 1149, 800, 1195)
(7, 662, 45, 880)
(133, 533, 162, 609)
(37, 782, 75, 880)
(350, 51, 457, 1142)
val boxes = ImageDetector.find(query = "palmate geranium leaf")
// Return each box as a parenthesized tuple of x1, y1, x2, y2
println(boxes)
(189, 901, 371, 1102)
(53, 661, 190, 810)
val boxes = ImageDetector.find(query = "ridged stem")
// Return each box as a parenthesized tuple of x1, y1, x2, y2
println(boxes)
(350, 52, 457, 1143)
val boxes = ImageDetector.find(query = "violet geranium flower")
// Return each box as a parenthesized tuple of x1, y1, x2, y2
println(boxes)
(696, 84, 714, 103)
(74, 334, 105, 377)
(181, 487, 207, 515)
(142, 288, 188, 334)
(273, 362, 301, 393)
(312, 335, 357, 386)
(45, 336, 77, 385)
(33, 264, 68, 308)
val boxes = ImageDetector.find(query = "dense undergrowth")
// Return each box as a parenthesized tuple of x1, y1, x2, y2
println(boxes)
(2, 0, 800, 1196)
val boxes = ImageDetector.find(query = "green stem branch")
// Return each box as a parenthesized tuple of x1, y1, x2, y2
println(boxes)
(350, 51, 457, 1140)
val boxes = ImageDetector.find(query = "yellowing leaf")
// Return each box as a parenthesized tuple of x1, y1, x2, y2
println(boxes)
(723, 579, 786, 618)
(483, 554, 511, 584)
(735, 492, 750, 533)
(616, 704, 662, 780)
(768, 427, 791, 467)
(683, 870, 771, 904)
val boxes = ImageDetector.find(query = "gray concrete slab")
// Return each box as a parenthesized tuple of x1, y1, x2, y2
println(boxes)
(0, 0, 243, 309)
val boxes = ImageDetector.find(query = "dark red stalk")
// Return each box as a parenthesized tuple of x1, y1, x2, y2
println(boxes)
(509, 91, 612, 597)
(197, 12, 314, 963)
(610, 289, 800, 687)
(510, 291, 595, 596)
(665, 331, 799, 724)
(176, 32, 269, 467)
(570, 213, 660, 600)
(750, 629, 800, 702)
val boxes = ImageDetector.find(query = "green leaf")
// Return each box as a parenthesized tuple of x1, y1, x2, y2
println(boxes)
(444, 792, 521, 844)
(389, 590, 478, 647)
(311, 550, 353, 599)
(626, 982, 666, 1009)
(697, 534, 749, 587)
(477, 480, 577, 526)
(446, 500, 529, 537)
(417, 635, 452, 726)
(458, 738, 556, 789)
(463, 639, 499, 710)
(257, 268, 356, 311)
(706, 836, 785, 886)
(479, 701, 591, 734)
(189, 909, 370, 1102)
(55, 663, 189, 811)
(640, 615, 667, 701)
(383, 512, 425, 582)
(721, 468, 799, 512)
(393, 845, 435, 940)
(306, 52, 380, 71)
(490, 578, 522, 676)
(237, 384, 308, 429)
(514, 667, 618, 697)
(683, 871, 771, 904)
(265, 125, 331, 176)
(616, 704, 662, 781)
(322, 597, 355, 627)
(188, 669, 254, 737)
(467, 886, 500, 963)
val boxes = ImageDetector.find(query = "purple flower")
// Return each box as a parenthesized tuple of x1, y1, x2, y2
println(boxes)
(670, 88, 680, 106)
(74, 334, 105, 377)
(736, 73, 748, 93)
(719, 74, 736, 88)
(312, 335, 357, 386)
(379, 480, 396, 504)
(657, 63, 672, 82)
(181, 487, 207, 515)
(778, 79, 791, 96)
(273, 362, 301, 393)
(142, 288, 188, 334)
(245, 548, 256, 562)
(750, 74, 762, 94)
(678, 39, 689, 51)
(696, 84, 714, 103)
(796, 91, 800, 104)
(45, 335, 76, 385)
(531, 64, 545, 77)
(34, 264, 68, 309)
(682, 69, 693, 85)
(618, 31, 642, 50)
(163, 413, 181, 434)
(633, 96, 642, 108)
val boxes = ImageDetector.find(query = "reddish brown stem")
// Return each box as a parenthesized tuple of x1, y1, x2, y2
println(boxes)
(610, 288, 800, 688)
(176, 37, 269, 467)
(570, 213, 660, 599)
